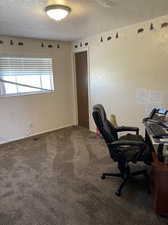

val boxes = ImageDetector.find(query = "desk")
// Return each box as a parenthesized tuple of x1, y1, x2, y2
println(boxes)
(145, 123, 168, 216)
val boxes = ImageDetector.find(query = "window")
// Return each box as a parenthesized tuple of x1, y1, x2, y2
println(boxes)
(0, 57, 54, 96)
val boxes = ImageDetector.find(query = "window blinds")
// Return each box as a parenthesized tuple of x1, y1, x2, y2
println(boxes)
(0, 57, 54, 94)
(0, 57, 53, 77)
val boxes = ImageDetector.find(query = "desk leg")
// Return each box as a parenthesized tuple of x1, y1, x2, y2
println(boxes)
(152, 164, 168, 216)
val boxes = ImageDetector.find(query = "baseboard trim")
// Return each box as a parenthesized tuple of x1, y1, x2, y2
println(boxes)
(0, 124, 74, 146)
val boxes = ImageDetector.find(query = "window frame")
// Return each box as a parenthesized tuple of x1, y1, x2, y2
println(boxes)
(0, 56, 55, 97)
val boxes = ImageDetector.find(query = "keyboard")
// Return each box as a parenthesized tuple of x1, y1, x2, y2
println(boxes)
(147, 123, 168, 138)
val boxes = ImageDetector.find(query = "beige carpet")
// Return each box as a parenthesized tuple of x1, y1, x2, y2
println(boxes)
(0, 126, 167, 225)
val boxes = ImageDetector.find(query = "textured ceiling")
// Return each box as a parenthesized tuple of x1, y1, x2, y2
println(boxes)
(0, 0, 168, 41)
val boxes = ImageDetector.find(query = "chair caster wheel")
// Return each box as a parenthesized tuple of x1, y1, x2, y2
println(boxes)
(115, 191, 121, 197)
(101, 174, 106, 179)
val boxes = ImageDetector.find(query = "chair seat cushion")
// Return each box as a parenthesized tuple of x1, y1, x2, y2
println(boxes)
(118, 134, 146, 162)
(119, 133, 144, 142)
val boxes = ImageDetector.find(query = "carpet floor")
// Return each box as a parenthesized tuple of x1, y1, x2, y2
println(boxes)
(0, 126, 167, 225)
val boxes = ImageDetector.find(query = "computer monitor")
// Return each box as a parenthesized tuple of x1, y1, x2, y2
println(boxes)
(157, 108, 167, 115)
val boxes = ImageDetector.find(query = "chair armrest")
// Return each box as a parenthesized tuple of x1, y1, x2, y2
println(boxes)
(109, 140, 145, 148)
(113, 126, 139, 135)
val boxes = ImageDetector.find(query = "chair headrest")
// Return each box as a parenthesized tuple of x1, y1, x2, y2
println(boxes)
(93, 104, 107, 122)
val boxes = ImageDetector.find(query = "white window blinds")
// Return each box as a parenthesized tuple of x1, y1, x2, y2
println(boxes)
(0, 57, 54, 96)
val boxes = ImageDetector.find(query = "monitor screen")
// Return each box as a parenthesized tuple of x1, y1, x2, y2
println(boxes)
(157, 108, 167, 115)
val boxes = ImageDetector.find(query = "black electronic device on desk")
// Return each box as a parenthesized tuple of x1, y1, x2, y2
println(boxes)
(147, 123, 168, 139)
(144, 107, 168, 153)
(143, 108, 157, 123)
(144, 108, 168, 164)
(143, 112, 168, 216)
(143, 108, 168, 216)
(143, 108, 168, 125)
(155, 108, 168, 127)
(157, 108, 167, 115)
(143, 108, 168, 141)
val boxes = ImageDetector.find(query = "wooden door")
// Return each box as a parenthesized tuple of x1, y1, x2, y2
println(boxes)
(75, 51, 89, 128)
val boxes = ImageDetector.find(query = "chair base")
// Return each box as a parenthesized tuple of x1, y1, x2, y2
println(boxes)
(101, 169, 148, 196)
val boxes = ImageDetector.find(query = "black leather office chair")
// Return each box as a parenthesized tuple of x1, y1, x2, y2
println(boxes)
(92, 104, 151, 196)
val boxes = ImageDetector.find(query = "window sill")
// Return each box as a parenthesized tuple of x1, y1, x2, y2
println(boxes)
(0, 90, 55, 98)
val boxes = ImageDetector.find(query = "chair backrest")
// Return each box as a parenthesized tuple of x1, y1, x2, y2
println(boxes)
(92, 104, 118, 144)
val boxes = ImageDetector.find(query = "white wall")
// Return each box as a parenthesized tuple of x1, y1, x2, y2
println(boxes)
(73, 15, 168, 135)
(0, 36, 75, 144)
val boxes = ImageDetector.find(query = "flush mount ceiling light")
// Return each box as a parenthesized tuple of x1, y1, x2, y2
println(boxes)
(45, 4, 71, 21)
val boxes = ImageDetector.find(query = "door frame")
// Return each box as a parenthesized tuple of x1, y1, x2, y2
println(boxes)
(72, 48, 91, 129)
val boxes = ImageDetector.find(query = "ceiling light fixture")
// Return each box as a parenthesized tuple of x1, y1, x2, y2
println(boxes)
(45, 4, 71, 21)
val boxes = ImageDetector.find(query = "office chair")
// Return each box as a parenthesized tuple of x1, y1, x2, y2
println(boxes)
(94, 104, 143, 142)
(92, 104, 150, 196)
